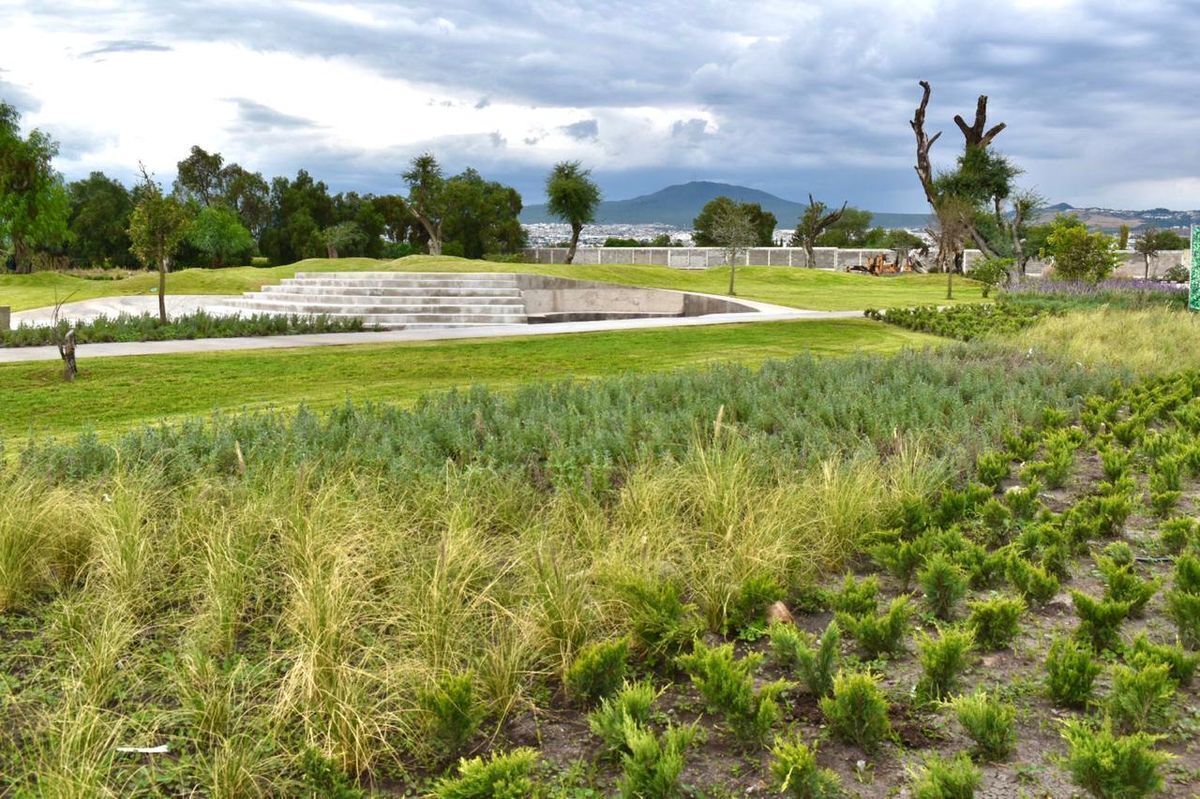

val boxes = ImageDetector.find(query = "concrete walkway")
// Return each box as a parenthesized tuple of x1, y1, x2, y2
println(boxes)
(11, 295, 250, 327)
(0, 294, 861, 364)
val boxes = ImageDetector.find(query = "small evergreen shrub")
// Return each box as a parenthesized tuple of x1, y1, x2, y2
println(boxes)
(1174, 551, 1200, 594)
(1003, 426, 1040, 461)
(1071, 591, 1132, 652)
(617, 723, 697, 799)
(956, 542, 1008, 589)
(918, 553, 969, 620)
(1099, 447, 1130, 481)
(967, 595, 1025, 650)
(769, 736, 842, 799)
(1046, 635, 1101, 708)
(565, 638, 629, 705)
(1106, 662, 1176, 734)
(951, 690, 1017, 761)
(619, 580, 701, 665)
(868, 535, 929, 590)
(1102, 541, 1134, 567)
(830, 573, 879, 616)
(909, 751, 982, 799)
(1061, 720, 1170, 799)
(915, 626, 974, 702)
(820, 670, 892, 753)
(588, 680, 658, 753)
(979, 498, 1013, 537)
(676, 641, 787, 744)
(725, 573, 784, 635)
(419, 672, 483, 757)
(1098, 559, 1159, 618)
(1006, 556, 1060, 605)
(1005, 480, 1042, 520)
(1127, 634, 1199, 685)
(1159, 517, 1197, 554)
(1164, 589, 1200, 649)
(768, 620, 840, 697)
(837, 596, 911, 660)
(977, 451, 1011, 488)
(433, 749, 539, 799)
(1149, 490, 1181, 518)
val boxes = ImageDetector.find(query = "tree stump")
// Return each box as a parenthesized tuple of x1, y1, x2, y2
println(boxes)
(59, 326, 77, 381)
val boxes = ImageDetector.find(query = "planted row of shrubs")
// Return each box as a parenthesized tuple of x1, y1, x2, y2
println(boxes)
(865, 301, 1050, 341)
(0, 310, 367, 347)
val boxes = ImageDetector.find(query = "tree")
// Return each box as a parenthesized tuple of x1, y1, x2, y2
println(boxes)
(1040, 215, 1118, 282)
(544, 161, 601, 265)
(129, 166, 192, 323)
(222, 164, 271, 236)
(321, 221, 364, 259)
(708, 202, 756, 295)
(0, 102, 69, 272)
(188, 205, 253, 267)
(174, 145, 226, 206)
(403, 153, 447, 255)
(788, 195, 848, 267)
(1134, 227, 1187, 279)
(67, 171, 135, 268)
(260, 170, 334, 264)
(441, 168, 526, 259)
(694, 197, 775, 248)
(1118, 224, 1130, 251)
(809, 207, 871, 247)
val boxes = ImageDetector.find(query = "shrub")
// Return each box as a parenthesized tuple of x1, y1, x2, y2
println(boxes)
(1149, 490, 1180, 518)
(1103, 541, 1134, 567)
(619, 580, 701, 665)
(1006, 556, 1060, 605)
(1174, 552, 1200, 594)
(956, 542, 1008, 589)
(1165, 589, 1200, 649)
(909, 751, 982, 799)
(820, 670, 892, 753)
(769, 736, 842, 799)
(617, 723, 697, 799)
(976, 451, 1011, 489)
(565, 638, 629, 705)
(1005, 480, 1043, 520)
(1022, 448, 1074, 490)
(830, 573, 879, 616)
(419, 672, 483, 757)
(676, 641, 788, 744)
(1159, 517, 1197, 554)
(1003, 427, 1041, 461)
(725, 573, 784, 635)
(432, 749, 539, 799)
(768, 620, 840, 698)
(1061, 720, 1170, 799)
(915, 626, 975, 702)
(868, 536, 929, 591)
(1106, 662, 1176, 734)
(1099, 447, 1130, 482)
(1071, 591, 1131, 652)
(951, 690, 1017, 761)
(971, 257, 1012, 299)
(1127, 634, 1199, 685)
(1046, 635, 1101, 708)
(918, 554, 969, 620)
(587, 681, 658, 753)
(979, 498, 1013, 537)
(1097, 559, 1159, 618)
(837, 596, 911, 660)
(967, 595, 1025, 650)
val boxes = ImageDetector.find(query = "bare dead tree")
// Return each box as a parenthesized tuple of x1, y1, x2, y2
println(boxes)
(954, 95, 1007, 149)
(50, 293, 78, 381)
(790, 194, 848, 267)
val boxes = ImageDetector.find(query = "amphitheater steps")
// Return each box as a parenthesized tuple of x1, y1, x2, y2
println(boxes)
(224, 272, 529, 329)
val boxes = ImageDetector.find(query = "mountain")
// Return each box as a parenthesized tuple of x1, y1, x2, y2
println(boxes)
(521, 181, 931, 229)
(1034, 203, 1200, 233)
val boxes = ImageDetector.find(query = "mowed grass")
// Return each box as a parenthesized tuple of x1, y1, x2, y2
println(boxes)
(0, 318, 943, 440)
(2, 255, 984, 312)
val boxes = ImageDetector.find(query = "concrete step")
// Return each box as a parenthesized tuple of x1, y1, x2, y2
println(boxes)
(290, 273, 519, 287)
(231, 298, 526, 314)
(261, 284, 523, 300)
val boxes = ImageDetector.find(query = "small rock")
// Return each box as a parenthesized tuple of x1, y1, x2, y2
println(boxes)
(766, 601, 795, 626)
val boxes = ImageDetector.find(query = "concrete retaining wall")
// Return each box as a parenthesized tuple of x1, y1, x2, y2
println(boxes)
(511, 274, 755, 318)
(0, 306, 8, 332)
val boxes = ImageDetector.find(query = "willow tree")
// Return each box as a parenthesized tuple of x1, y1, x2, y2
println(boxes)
(545, 161, 601, 265)
(129, 166, 192, 324)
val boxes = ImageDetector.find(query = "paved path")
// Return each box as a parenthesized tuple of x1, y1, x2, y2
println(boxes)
(11, 295, 249, 327)
(1, 294, 861, 364)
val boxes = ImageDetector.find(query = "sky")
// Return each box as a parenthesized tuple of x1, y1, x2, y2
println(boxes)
(0, 0, 1197, 212)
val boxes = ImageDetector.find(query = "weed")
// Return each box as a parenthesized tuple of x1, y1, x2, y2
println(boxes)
(951, 690, 1017, 761)
(918, 553, 969, 620)
(915, 626, 975, 702)
(1106, 662, 1176, 734)
(909, 751, 982, 799)
(617, 723, 696, 799)
(837, 596, 911, 660)
(1072, 590, 1132, 652)
(1046, 636, 1101, 708)
(433, 749, 540, 799)
(768, 620, 840, 697)
(770, 736, 842, 799)
(676, 641, 788, 744)
(967, 595, 1025, 650)
(820, 670, 892, 753)
(1061, 720, 1170, 799)
(565, 639, 629, 706)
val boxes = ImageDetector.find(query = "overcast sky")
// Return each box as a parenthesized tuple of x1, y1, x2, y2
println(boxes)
(1, 0, 1197, 212)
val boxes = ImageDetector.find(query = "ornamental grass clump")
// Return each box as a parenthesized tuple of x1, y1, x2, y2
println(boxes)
(909, 751, 982, 799)
(768, 620, 840, 698)
(918, 553, 969, 620)
(1061, 720, 1171, 799)
(770, 736, 842, 799)
(676, 641, 788, 745)
(951, 690, 1017, 761)
(1046, 635, 1101, 708)
(967, 595, 1025, 650)
(837, 596, 911, 660)
(820, 670, 892, 753)
(915, 626, 974, 702)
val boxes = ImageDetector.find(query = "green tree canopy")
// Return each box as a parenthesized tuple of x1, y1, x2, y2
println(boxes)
(129, 168, 192, 322)
(1040, 214, 1119, 282)
(67, 171, 135, 268)
(0, 102, 70, 272)
(545, 160, 601, 264)
(188, 205, 254, 267)
(441, 168, 525, 259)
(694, 197, 775, 247)
(403, 153, 448, 255)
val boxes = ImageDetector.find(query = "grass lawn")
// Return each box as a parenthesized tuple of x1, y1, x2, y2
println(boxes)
(0, 318, 943, 440)
(2, 256, 983, 312)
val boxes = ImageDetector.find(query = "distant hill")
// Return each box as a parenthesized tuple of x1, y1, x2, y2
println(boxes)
(1035, 203, 1200, 233)
(522, 181, 931, 229)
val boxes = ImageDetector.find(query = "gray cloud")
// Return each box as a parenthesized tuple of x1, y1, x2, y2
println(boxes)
(82, 39, 171, 57)
(560, 119, 598, 141)
(227, 98, 319, 132)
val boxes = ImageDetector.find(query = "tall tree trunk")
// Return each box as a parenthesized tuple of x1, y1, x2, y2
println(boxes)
(1145, 255, 1151, 280)
(565, 222, 582, 265)
(727, 262, 736, 295)
(803, 241, 815, 268)
(12, 239, 31, 274)
(158, 256, 168, 325)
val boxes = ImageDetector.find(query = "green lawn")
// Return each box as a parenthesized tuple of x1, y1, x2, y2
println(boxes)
(0, 318, 943, 440)
(2, 256, 983, 312)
